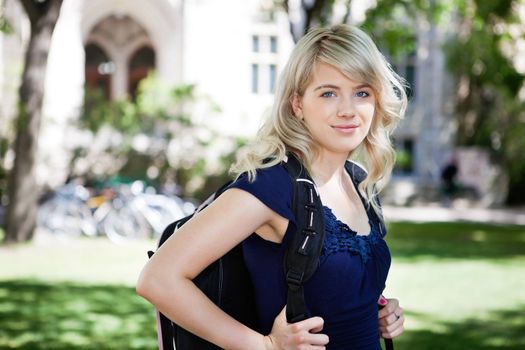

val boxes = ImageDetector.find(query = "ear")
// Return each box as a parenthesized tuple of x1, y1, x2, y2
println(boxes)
(290, 93, 303, 119)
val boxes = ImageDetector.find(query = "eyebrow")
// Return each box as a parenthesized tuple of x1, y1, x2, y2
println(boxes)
(313, 83, 372, 91)
(314, 84, 339, 91)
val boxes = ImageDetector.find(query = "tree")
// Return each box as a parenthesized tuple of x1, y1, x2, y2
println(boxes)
(442, 0, 525, 204)
(274, 0, 353, 42)
(4, 0, 63, 244)
(1, 3, 14, 229)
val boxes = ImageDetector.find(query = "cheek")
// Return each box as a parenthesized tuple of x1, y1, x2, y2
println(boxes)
(360, 105, 375, 125)
(302, 104, 329, 125)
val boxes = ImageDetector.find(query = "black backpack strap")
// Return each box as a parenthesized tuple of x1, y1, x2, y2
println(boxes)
(282, 153, 325, 323)
(156, 311, 175, 350)
(385, 338, 394, 350)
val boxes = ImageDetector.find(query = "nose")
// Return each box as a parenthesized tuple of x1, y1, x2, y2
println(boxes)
(336, 95, 355, 118)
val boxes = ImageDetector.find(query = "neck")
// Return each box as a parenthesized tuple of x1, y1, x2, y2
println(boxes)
(310, 150, 349, 186)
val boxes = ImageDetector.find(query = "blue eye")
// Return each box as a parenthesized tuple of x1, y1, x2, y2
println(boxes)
(321, 91, 336, 97)
(356, 91, 370, 98)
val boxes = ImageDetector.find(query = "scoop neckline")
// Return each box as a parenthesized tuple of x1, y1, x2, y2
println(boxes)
(322, 205, 375, 237)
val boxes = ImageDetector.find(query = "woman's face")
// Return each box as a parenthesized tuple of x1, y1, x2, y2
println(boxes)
(292, 62, 376, 157)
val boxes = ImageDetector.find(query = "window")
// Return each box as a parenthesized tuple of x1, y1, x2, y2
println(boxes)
(405, 51, 416, 99)
(128, 46, 156, 100)
(251, 33, 279, 94)
(252, 35, 259, 53)
(84, 43, 112, 100)
(270, 36, 278, 53)
(269, 64, 277, 93)
(251, 63, 259, 93)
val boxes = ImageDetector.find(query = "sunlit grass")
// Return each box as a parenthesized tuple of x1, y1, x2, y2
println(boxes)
(1, 222, 525, 349)
(382, 221, 525, 350)
(0, 235, 155, 284)
(0, 234, 158, 349)
(0, 280, 157, 349)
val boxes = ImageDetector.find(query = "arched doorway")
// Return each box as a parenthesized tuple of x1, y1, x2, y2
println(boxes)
(84, 43, 112, 100)
(84, 14, 155, 100)
(128, 46, 156, 100)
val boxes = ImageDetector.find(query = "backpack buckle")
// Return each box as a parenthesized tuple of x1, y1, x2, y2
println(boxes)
(286, 270, 304, 289)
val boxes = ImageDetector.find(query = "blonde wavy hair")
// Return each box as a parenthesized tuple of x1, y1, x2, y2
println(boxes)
(231, 24, 407, 213)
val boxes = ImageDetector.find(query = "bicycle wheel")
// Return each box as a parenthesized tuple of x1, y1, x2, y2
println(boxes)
(38, 198, 84, 237)
(102, 204, 149, 244)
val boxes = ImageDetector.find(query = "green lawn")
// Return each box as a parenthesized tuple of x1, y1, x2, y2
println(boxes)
(1, 222, 524, 349)
(384, 222, 525, 350)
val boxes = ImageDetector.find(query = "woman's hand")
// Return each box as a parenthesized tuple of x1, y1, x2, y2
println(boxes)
(378, 295, 404, 339)
(264, 307, 329, 350)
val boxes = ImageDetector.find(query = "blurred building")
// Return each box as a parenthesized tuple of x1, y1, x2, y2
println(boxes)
(0, 0, 492, 203)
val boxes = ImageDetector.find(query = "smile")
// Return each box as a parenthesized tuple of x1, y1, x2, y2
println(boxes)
(332, 124, 359, 133)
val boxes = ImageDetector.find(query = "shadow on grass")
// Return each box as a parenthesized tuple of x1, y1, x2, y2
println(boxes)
(2, 279, 524, 350)
(0, 279, 157, 349)
(390, 305, 525, 350)
(386, 221, 525, 261)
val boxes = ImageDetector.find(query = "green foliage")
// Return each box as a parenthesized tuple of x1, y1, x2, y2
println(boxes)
(191, 137, 248, 201)
(0, 13, 13, 34)
(80, 77, 198, 135)
(75, 73, 239, 198)
(442, 0, 525, 203)
(394, 149, 412, 173)
(362, 0, 462, 57)
(361, 0, 420, 59)
(81, 89, 138, 134)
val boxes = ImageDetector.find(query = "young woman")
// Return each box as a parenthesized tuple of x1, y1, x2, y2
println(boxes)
(137, 24, 407, 350)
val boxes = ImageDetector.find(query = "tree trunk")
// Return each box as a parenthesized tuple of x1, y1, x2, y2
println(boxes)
(282, 0, 341, 43)
(4, 0, 63, 244)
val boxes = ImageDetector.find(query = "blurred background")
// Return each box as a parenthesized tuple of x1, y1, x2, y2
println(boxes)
(0, 0, 524, 349)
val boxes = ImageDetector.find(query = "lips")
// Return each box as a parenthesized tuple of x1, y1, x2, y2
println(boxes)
(332, 124, 359, 131)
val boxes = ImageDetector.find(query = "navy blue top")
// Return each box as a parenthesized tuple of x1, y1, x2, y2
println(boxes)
(227, 163, 391, 350)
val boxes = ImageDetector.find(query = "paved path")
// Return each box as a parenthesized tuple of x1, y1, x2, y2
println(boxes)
(383, 205, 525, 225)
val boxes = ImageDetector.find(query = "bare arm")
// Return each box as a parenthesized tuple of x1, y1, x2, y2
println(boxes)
(136, 188, 329, 350)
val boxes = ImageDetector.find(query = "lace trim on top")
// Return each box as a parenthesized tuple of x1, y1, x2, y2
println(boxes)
(320, 206, 381, 264)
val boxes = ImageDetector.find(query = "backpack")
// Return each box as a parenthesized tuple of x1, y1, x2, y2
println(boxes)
(148, 154, 393, 350)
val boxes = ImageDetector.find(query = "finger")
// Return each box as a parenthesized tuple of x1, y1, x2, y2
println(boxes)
(380, 314, 404, 335)
(301, 332, 329, 345)
(381, 321, 405, 339)
(288, 330, 329, 347)
(379, 307, 404, 327)
(378, 298, 399, 318)
(378, 295, 388, 307)
(310, 323, 324, 334)
(293, 316, 325, 333)
(379, 298, 399, 317)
